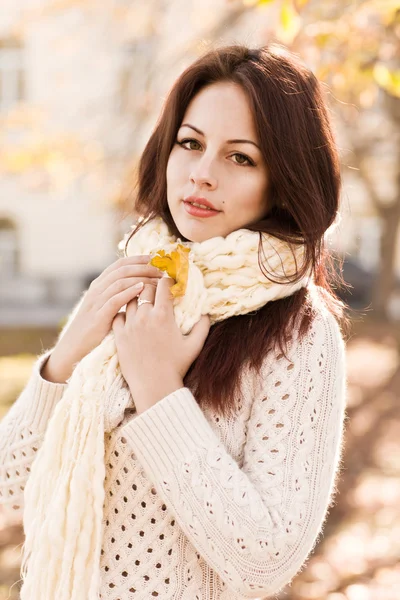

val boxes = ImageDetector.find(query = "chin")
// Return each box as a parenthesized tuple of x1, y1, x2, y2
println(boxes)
(176, 227, 203, 243)
(180, 221, 222, 243)
(171, 216, 207, 243)
(169, 201, 225, 242)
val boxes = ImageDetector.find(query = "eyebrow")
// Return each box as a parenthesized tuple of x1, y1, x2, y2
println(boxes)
(180, 123, 261, 151)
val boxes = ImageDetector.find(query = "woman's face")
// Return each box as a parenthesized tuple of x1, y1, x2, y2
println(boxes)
(166, 81, 270, 242)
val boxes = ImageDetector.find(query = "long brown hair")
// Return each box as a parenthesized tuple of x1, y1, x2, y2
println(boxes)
(122, 44, 350, 418)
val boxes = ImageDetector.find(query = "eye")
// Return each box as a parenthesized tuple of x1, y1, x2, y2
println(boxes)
(176, 138, 255, 167)
(176, 138, 202, 151)
(231, 153, 254, 167)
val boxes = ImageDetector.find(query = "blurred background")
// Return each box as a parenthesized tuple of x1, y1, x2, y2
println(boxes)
(0, 0, 400, 598)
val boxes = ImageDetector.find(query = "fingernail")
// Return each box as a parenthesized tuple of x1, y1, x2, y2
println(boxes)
(134, 282, 144, 289)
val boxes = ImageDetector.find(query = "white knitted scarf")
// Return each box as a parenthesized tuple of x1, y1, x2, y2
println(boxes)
(20, 216, 310, 600)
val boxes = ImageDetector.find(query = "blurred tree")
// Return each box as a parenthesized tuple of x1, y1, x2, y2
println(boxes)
(255, 0, 400, 319)
(2, 0, 400, 319)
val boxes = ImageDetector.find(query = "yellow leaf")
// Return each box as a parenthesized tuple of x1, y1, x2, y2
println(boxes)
(373, 63, 400, 98)
(150, 244, 190, 298)
(277, 0, 302, 43)
(294, 0, 309, 8)
(281, 0, 294, 30)
(374, 0, 400, 25)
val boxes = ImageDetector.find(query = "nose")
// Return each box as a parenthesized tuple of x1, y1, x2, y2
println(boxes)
(189, 156, 217, 190)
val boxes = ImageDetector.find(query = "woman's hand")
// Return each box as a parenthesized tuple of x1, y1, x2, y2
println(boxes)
(112, 276, 211, 414)
(42, 256, 164, 383)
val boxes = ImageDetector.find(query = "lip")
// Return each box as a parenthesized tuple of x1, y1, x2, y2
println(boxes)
(183, 196, 220, 212)
(183, 201, 221, 218)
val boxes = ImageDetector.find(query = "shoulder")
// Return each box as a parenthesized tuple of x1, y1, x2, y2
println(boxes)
(257, 283, 346, 387)
(299, 283, 346, 360)
(246, 285, 347, 444)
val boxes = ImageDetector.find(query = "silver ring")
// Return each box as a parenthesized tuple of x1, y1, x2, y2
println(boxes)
(137, 298, 153, 307)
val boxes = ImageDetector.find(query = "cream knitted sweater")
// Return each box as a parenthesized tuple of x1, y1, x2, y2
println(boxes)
(0, 288, 346, 600)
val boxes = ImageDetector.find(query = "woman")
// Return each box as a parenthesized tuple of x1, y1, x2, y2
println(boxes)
(0, 44, 348, 600)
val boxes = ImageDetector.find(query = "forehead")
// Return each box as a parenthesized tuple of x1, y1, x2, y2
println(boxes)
(181, 81, 257, 138)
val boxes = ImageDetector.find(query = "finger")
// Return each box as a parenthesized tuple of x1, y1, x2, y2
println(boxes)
(185, 314, 211, 356)
(112, 312, 125, 336)
(97, 274, 160, 306)
(154, 276, 175, 316)
(98, 255, 152, 280)
(92, 256, 162, 294)
(98, 280, 149, 322)
(126, 281, 157, 320)
(95, 264, 163, 296)
(125, 281, 157, 320)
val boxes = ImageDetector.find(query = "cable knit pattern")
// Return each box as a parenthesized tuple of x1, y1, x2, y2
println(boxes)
(0, 292, 346, 599)
(0, 351, 67, 520)
(122, 216, 310, 333)
(103, 373, 132, 432)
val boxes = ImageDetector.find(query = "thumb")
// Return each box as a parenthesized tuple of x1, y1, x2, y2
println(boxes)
(186, 314, 211, 357)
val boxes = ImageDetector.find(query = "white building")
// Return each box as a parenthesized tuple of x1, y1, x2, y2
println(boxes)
(0, 0, 257, 325)
(0, 0, 398, 325)
(0, 5, 128, 325)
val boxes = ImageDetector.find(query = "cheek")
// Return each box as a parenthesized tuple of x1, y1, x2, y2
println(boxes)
(237, 172, 268, 213)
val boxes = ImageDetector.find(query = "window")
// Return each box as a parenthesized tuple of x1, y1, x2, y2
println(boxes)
(0, 38, 25, 112)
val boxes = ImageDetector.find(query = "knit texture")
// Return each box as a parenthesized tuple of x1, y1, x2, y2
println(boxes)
(16, 216, 312, 600)
(0, 287, 347, 599)
(121, 216, 311, 333)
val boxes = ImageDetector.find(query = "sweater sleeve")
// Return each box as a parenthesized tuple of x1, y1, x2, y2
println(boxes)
(0, 350, 68, 520)
(119, 310, 347, 598)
